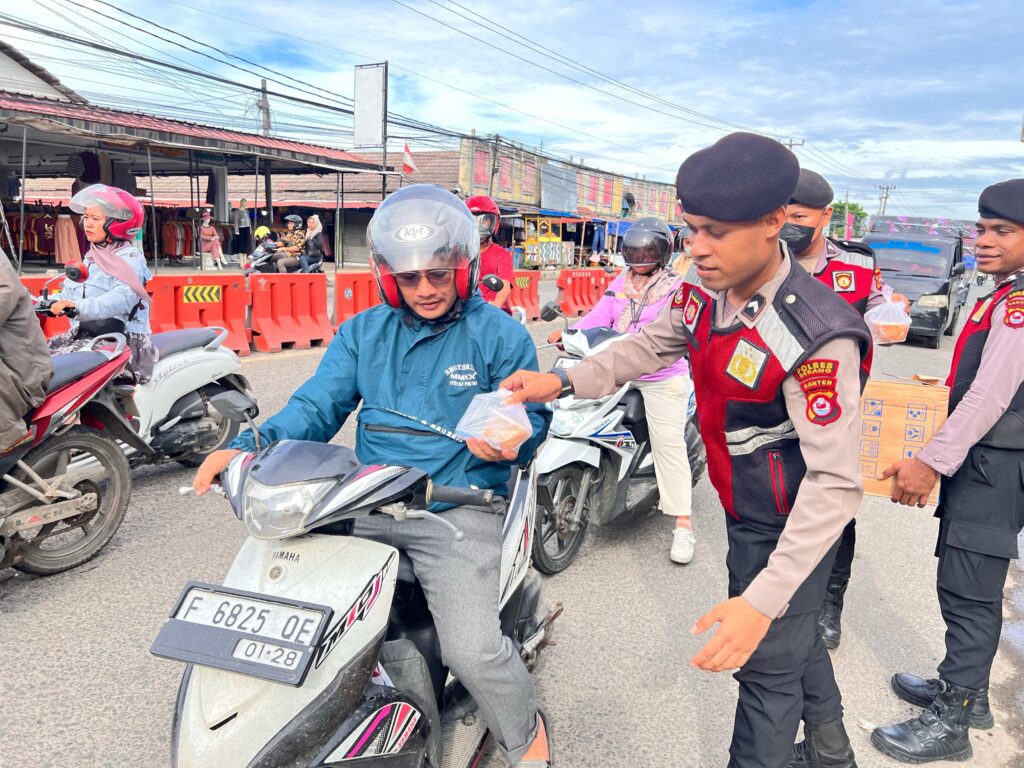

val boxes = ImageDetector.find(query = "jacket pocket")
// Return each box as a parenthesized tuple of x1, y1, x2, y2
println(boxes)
(363, 423, 436, 438)
(768, 449, 791, 516)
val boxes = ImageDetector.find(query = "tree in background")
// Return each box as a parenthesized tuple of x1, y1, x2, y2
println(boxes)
(829, 201, 870, 237)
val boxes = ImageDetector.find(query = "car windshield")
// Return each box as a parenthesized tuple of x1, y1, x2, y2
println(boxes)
(868, 239, 952, 277)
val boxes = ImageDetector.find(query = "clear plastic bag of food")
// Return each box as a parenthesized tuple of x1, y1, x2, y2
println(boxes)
(456, 389, 533, 452)
(864, 285, 911, 345)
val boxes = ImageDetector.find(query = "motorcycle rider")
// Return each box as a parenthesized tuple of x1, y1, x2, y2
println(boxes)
(782, 169, 906, 650)
(547, 217, 697, 564)
(46, 184, 156, 383)
(193, 185, 553, 767)
(0, 247, 53, 455)
(271, 214, 305, 272)
(467, 195, 514, 313)
(502, 134, 869, 768)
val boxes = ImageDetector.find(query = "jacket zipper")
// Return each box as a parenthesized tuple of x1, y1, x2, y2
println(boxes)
(364, 423, 435, 437)
(768, 450, 791, 516)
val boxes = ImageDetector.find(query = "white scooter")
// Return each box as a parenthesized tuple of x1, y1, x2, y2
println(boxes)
(153, 392, 560, 768)
(37, 265, 253, 468)
(531, 302, 706, 574)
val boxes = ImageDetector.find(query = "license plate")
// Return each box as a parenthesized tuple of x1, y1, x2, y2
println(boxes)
(151, 581, 334, 687)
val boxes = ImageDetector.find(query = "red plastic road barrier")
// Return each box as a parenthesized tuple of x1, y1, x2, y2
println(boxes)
(148, 275, 252, 356)
(510, 270, 540, 320)
(556, 269, 604, 316)
(334, 271, 382, 325)
(21, 275, 71, 338)
(250, 273, 335, 353)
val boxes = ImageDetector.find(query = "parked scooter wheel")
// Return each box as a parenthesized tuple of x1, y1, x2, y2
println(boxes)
(532, 466, 591, 575)
(11, 426, 131, 576)
(175, 411, 242, 468)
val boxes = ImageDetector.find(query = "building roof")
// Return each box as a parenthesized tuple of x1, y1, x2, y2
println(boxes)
(0, 42, 87, 104)
(0, 91, 379, 171)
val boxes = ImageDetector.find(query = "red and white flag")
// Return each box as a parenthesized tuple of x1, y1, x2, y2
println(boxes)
(402, 143, 419, 175)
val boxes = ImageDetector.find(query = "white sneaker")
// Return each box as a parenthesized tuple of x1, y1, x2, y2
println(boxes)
(670, 527, 695, 564)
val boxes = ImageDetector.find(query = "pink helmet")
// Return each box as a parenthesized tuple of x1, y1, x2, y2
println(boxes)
(70, 184, 144, 241)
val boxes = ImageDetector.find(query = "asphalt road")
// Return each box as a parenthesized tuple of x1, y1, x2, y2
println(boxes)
(1, 281, 1021, 768)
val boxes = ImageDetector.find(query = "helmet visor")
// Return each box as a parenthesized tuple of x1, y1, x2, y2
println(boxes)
(473, 212, 499, 238)
(622, 227, 670, 267)
(69, 184, 133, 221)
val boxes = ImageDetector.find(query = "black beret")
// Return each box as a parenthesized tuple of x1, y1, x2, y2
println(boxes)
(789, 169, 834, 208)
(978, 179, 1024, 224)
(676, 132, 799, 222)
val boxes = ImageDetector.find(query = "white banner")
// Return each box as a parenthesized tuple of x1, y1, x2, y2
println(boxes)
(354, 63, 387, 148)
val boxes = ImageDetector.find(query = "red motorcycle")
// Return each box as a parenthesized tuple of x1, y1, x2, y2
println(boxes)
(0, 332, 134, 575)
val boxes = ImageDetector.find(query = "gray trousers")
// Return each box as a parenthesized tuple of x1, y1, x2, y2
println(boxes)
(353, 503, 537, 763)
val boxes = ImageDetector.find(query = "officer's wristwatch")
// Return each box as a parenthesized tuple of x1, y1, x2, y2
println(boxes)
(548, 367, 574, 397)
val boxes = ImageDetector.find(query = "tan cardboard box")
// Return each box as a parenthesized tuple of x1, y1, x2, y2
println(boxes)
(859, 380, 949, 506)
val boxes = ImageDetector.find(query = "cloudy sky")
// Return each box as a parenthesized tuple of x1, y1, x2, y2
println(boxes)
(4, 0, 1023, 217)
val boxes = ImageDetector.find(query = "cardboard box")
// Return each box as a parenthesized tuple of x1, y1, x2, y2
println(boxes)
(859, 380, 949, 506)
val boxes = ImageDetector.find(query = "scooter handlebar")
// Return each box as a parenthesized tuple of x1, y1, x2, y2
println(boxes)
(426, 482, 495, 509)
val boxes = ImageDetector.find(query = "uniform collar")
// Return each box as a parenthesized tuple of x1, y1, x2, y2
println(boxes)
(714, 244, 793, 329)
(995, 269, 1024, 290)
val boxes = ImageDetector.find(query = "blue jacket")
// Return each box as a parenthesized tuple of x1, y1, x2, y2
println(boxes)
(52, 244, 151, 335)
(230, 293, 551, 501)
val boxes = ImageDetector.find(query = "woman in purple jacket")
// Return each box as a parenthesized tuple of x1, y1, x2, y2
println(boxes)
(548, 218, 696, 563)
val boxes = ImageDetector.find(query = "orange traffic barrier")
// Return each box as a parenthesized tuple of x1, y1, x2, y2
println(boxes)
(556, 269, 604, 316)
(148, 275, 252, 356)
(510, 270, 540, 320)
(250, 273, 334, 353)
(20, 275, 71, 338)
(334, 271, 382, 325)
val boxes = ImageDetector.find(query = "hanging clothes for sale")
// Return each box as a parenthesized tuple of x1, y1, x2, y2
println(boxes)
(54, 215, 82, 265)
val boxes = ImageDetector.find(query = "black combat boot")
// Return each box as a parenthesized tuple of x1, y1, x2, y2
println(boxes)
(789, 719, 858, 767)
(817, 582, 846, 650)
(870, 681, 977, 763)
(891, 673, 994, 729)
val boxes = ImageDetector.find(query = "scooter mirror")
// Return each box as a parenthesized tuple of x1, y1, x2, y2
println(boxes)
(539, 302, 562, 323)
(481, 274, 504, 292)
(209, 390, 259, 422)
(65, 261, 89, 283)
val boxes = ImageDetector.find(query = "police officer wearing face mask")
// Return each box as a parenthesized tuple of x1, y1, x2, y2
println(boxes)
(781, 170, 906, 651)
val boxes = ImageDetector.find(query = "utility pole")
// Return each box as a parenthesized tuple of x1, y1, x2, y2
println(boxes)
(488, 134, 501, 197)
(844, 189, 850, 239)
(259, 79, 271, 137)
(877, 184, 896, 215)
(781, 138, 805, 150)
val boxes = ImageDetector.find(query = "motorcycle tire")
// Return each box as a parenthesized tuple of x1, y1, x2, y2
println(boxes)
(12, 426, 131, 576)
(532, 466, 591, 575)
(176, 413, 242, 468)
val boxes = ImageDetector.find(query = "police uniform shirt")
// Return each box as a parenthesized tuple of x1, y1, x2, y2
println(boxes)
(797, 238, 887, 310)
(917, 273, 1024, 475)
(566, 249, 865, 618)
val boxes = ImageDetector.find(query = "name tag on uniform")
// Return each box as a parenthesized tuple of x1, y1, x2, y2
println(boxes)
(832, 271, 855, 292)
(726, 339, 769, 390)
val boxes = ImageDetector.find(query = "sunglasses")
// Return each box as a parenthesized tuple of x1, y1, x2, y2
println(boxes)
(393, 269, 455, 289)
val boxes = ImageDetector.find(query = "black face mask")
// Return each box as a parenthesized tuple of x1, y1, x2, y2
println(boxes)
(779, 222, 817, 255)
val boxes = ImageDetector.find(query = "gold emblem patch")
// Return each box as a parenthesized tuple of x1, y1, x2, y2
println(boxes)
(832, 271, 855, 292)
(726, 339, 769, 390)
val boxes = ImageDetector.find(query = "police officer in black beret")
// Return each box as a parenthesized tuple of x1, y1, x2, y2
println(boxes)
(501, 133, 871, 768)
(870, 179, 1024, 763)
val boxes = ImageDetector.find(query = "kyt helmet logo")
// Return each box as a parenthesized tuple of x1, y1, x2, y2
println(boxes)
(394, 224, 436, 242)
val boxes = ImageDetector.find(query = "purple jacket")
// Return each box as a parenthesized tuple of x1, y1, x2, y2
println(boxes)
(573, 271, 690, 382)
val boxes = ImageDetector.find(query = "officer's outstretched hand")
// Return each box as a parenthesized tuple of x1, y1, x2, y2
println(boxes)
(690, 597, 772, 672)
(878, 457, 938, 508)
(193, 449, 242, 495)
(501, 370, 563, 404)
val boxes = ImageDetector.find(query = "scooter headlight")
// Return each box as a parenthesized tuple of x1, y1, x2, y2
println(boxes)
(550, 409, 586, 437)
(243, 478, 336, 539)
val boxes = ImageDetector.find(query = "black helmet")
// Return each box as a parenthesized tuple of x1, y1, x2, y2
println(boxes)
(284, 214, 303, 224)
(622, 217, 673, 269)
(367, 185, 480, 308)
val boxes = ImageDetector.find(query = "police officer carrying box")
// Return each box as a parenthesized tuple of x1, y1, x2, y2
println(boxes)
(503, 133, 870, 768)
(782, 169, 906, 649)
(870, 179, 1024, 764)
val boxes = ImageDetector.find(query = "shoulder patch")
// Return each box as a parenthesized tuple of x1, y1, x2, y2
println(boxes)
(873, 267, 884, 292)
(793, 358, 841, 426)
(675, 288, 706, 334)
(832, 270, 855, 293)
(1004, 289, 1024, 328)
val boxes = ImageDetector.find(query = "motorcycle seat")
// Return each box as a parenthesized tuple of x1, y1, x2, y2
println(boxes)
(616, 389, 646, 426)
(47, 351, 109, 393)
(151, 328, 219, 359)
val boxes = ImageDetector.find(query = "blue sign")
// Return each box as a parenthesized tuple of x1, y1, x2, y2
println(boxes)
(869, 240, 942, 254)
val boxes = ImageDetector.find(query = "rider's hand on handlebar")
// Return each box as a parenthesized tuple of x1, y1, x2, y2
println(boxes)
(466, 437, 518, 463)
(49, 300, 76, 316)
(547, 329, 563, 344)
(193, 449, 242, 495)
(501, 371, 563, 404)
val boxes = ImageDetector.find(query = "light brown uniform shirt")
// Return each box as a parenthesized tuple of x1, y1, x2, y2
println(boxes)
(917, 273, 1024, 476)
(797, 238, 887, 311)
(567, 252, 865, 618)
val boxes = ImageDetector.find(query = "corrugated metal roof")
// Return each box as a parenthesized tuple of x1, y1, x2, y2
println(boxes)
(0, 91, 376, 167)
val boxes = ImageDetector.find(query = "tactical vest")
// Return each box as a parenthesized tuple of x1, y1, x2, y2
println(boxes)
(813, 239, 877, 316)
(678, 262, 872, 530)
(946, 271, 1024, 450)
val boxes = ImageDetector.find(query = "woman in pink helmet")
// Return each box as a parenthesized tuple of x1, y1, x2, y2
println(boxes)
(47, 184, 157, 382)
